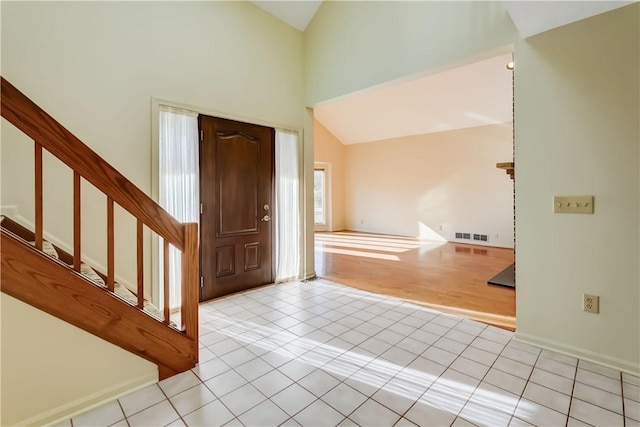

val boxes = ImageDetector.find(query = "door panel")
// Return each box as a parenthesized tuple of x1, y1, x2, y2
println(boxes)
(217, 134, 259, 237)
(244, 243, 260, 271)
(199, 115, 274, 301)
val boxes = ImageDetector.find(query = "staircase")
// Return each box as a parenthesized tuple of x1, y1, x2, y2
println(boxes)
(0, 77, 199, 380)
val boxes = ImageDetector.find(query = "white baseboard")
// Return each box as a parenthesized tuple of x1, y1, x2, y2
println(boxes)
(514, 331, 640, 375)
(25, 371, 158, 427)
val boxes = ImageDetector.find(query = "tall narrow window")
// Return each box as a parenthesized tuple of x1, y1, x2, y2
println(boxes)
(314, 169, 326, 227)
(159, 106, 199, 310)
(314, 162, 330, 232)
(275, 129, 301, 282)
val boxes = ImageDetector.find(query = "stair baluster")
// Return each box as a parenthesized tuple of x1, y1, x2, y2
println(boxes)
(136, 219, 144, 309)
(107, 197, 115, 292)
(34, 142, 43, 251)
(163, 239, 170, 326)
(73, 171, 81, 272)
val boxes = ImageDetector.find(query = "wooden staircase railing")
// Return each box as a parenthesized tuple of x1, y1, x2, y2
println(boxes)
(0, 76, 199, 378)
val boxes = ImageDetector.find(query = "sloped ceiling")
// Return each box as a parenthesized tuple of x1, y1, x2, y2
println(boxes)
(314, 53, 514, 145)
(505, 1, 636, 39)
(250, 0, 637, 145)
(250, 0, 636, 36)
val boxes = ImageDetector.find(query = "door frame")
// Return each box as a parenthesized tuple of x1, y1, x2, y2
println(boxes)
(150, 97, 303, 304)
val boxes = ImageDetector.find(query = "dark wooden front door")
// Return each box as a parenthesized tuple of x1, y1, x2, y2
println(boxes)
(199, 115, 274, 301)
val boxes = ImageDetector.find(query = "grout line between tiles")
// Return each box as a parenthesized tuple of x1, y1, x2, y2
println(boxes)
(119, 399, 131, 427)
(72, 281, 631, 427)
(508, 337, 543, 427)
(156, 381, 187, 427)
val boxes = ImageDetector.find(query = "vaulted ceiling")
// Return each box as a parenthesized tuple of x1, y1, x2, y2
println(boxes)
(249, 1, 322, 31)
(314, 53, 514, 145)
(250, 0, 636, 144)
(250, 1, 635, 36)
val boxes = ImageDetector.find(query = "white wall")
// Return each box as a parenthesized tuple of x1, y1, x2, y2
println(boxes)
(344, 124, 514, 247)
(314, 119, 346, 231)
(514, 4, 639, 373)
(304, 0, 517, 277)
(0, 1, 304, 420)
(1, 1, 303, 288)
(1, 294, 157, 426)
(304, 1, 639, 372)
(304, 1, 516, 106)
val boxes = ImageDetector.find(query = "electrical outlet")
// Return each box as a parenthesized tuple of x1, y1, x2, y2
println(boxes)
(583, 294, 599, 314)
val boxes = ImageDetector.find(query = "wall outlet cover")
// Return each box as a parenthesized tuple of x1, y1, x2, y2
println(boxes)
(583, 293, 600, 314)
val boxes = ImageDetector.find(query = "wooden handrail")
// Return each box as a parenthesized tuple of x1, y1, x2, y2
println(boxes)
(1, 76, 200, 375)
(0, 77, 184, 251)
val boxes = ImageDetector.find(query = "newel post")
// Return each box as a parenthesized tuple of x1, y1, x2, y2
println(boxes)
(181, 222, 199, 347)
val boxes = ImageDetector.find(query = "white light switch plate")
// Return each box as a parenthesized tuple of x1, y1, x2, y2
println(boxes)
(553, 196, 594, 214)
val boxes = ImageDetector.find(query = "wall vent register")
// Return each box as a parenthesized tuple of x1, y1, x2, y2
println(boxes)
(456, 232, 488, 241)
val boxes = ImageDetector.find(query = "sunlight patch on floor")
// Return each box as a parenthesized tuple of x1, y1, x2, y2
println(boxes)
(314, 240, 412, 253)
(315, 246, 401, 261)
(203, 309, 529, 427)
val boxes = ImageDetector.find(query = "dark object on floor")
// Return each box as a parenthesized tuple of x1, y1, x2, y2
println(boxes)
(488, 263, 516, 288)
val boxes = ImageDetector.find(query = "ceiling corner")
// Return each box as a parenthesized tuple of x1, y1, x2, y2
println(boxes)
(504, 0, 637, 39)
(250, 1, 323, 32)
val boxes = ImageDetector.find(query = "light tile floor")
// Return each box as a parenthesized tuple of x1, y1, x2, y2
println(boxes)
(60, 280, 640, 427)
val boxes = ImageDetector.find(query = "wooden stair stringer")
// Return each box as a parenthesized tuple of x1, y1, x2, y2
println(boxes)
(1, 228, 197, 378)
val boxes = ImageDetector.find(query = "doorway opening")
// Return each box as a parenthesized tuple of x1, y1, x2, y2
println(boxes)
(312, 51, 516, 329)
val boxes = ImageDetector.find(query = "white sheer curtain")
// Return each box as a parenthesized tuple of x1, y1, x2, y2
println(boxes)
(159, 106, 199, 310)
(275, 129, 301, 282)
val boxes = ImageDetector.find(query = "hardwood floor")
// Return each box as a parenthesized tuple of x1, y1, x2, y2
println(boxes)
(315, 231, 516, 330)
